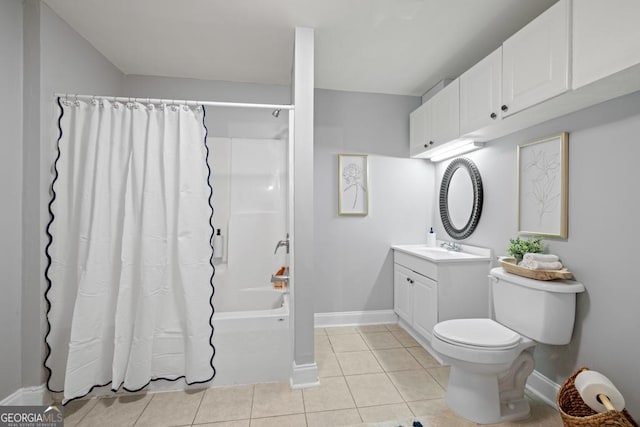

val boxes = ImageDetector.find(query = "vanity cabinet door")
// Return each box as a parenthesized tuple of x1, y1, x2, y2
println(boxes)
(501, 0, 569, 117)
(412, 275, 438, 341)
(460, 48, 502, 135)
(394, 265, 413, 323)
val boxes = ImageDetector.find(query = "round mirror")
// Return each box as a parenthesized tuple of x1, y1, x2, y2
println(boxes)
(439, 157, 483, 240)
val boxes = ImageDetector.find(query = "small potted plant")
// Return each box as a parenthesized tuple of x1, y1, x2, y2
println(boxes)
(507, 236, 544, 263)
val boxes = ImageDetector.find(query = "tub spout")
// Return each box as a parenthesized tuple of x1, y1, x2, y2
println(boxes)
(271, 274, 289, 284)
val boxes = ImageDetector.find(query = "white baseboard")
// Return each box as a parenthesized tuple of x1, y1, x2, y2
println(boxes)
(314, 310, 397, 327)
(526, 370, 561, 409)
(289, 362, 319, 389)
(0, 385, 49, 406)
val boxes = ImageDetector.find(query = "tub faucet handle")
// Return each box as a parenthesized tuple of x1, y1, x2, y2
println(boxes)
(274, 234, 290, 254)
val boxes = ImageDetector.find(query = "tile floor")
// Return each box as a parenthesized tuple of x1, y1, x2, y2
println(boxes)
(62, 324, 563, 427)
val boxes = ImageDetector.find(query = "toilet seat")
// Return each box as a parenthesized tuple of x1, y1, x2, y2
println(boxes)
(433, 319, 521, 350)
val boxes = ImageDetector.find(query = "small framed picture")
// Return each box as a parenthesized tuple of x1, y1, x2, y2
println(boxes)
(338, 154, 369, 216)
(517, 132, 569, 238)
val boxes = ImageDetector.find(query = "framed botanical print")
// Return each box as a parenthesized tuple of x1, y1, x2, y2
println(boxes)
(338, 154, 368, 216)
(517, 132, 569, 238)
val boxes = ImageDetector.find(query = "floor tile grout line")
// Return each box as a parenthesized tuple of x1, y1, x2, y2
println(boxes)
(131, 393, 154, 426)
(300, 384, 309, 427)
(66, 399, 97, 427)
(189, 388, 207, 426)
(341, 371, 364, 424)
(248, 384, 256, 421)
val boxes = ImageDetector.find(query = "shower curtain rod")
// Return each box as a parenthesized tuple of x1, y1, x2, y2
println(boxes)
(54, 93, 295, 110)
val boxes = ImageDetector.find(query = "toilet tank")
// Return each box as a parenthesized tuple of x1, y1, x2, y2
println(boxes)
(490, 267, 585, 345)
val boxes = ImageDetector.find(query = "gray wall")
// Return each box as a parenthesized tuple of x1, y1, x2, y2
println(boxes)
(314, 89, 432, 313)
(122, 75, 290, 140)
(433, 90, 640, 416)
(20, 1, 125, 389)
(0, 0, 24, 402)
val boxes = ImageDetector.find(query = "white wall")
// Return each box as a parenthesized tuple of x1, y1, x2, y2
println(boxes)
(0, 0, 24, 401)
(314, 89, 431, 313)
(433, 90, 640, 416)
(20, 1, 125, 390)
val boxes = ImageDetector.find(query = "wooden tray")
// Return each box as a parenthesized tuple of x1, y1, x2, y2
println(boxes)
(500, 259, 574, 281)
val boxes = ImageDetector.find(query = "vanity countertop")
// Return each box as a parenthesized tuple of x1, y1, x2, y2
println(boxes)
(392, 243, 492, 263)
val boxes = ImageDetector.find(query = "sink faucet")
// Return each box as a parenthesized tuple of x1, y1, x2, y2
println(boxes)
(274, 234, 290, 254)
(440, 241, 461, 251)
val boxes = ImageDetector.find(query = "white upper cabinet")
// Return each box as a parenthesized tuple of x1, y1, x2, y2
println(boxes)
(459, 48, 502, 135)
(409, 79, 459, 158)
(572, 0, 640, 90)
(501, 0, 570, 117)
(409, 101, 431, 157)
(431, 79, 460, 144)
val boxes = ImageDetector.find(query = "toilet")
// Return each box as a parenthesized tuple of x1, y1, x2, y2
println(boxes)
(431, 267, 585, 424)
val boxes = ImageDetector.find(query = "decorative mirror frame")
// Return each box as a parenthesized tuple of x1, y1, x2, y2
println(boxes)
(439, 157, 483, 240)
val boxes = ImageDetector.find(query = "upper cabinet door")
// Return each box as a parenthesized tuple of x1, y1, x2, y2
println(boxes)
(409, 80, 459, 158)
(430, 79, 460, 144)
(502, 0, 570, 117)
(409, 101, 431, 157)
(573, 0, 640, 90)
(459, 48, 502, 135)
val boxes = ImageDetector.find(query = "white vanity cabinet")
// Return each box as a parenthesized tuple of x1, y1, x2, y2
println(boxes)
(572, 0, 640, 90)
(501, 0, 570, 117)
(394, 263, 437, 339)
(409, 79, 459, 158)
(392, 247, 491, 342)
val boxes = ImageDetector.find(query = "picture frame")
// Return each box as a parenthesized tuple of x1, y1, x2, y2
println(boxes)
(338, 154, 369, 216)
(517, 132, 568, 238)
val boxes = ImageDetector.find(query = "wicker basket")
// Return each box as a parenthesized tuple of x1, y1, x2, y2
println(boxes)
(558, 367, 638, 427)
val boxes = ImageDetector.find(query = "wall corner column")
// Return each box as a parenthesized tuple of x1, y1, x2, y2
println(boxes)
(290, 26, 317, 387)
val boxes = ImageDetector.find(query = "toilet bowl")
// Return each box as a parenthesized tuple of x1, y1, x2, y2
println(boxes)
(432, 318, 535, 424)
(431, 268, 585, 424)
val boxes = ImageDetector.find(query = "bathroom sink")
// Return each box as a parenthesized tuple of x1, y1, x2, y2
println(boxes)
(391, 244, 491, 262)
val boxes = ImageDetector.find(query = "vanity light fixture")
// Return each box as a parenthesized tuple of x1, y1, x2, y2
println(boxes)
(428, 140, 485, 162)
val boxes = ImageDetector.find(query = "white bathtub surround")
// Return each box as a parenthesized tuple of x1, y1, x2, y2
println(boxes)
(45, 99, 215, 402)
(208, 137, 287, 303)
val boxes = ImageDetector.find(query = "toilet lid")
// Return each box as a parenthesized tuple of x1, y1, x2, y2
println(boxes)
(433, 319, 521, 349)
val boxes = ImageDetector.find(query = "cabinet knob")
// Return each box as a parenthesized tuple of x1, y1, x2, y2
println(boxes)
(406, 277, 411, 282)
(409, 279, 414, 284)
(423, 143, 428, 148)
(490, 112, 497, 119)
(501, 105, 508, 112)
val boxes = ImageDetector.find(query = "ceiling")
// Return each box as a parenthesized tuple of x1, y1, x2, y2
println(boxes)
(43, 0, 557, 97)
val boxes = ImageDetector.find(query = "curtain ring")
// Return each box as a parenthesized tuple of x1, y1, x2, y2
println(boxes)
(74, 94, 80, 107)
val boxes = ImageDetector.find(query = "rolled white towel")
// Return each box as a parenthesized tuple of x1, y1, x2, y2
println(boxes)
(523, 253, 559, 263)
(519, 259, 564, 270)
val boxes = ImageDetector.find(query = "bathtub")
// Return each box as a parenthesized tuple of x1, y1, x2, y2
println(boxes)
(67, 287, 291, 399)
(209, 287, 291, 386)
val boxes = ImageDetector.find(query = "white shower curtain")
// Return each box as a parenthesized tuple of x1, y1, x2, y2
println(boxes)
(45, 98, 215, 402)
